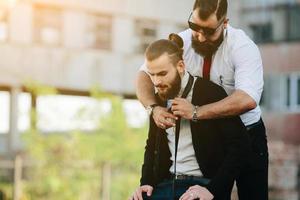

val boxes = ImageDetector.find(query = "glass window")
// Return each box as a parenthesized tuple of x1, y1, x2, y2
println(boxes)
(135, 19, 157, 54)
(34, 5, 62, 46)
(0, 91, 10, 134)
(0, 8, 8, 42)
(85, 14, 112, 50)
(288, 5, 300, 41)
(242, 3, 300, 43)
(286, 76, 291, 107)
(249, 23, 273, 43)
(297, 77, 300, 105)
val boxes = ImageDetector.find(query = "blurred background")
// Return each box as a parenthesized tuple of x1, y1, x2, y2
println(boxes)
(0, 0, 299, 199)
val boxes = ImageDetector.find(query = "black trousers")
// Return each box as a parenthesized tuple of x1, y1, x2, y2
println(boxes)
(236, 119, 269, 200)
(142, 179, 232, 200)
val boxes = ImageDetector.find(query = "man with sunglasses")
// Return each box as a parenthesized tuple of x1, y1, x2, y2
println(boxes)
(136, 0, 268, 200)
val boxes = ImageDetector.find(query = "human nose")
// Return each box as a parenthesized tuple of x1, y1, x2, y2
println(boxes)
(153, 76, 162, 86)
(195, 31, 207, 42)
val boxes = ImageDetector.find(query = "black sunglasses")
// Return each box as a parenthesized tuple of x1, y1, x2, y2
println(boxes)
(188, 12, 226, 37)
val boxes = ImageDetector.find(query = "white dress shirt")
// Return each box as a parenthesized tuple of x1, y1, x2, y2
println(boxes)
(166, 72, 203, 176)
(141, 25, 264, 126)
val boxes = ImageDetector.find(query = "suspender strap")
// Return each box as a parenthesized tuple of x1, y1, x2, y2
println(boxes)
(172, 73, 194, 199)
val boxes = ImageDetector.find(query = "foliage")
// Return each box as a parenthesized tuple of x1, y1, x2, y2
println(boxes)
(16, 83, 148, 199)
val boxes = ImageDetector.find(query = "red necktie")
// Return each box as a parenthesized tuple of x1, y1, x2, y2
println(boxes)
(202, 56, 212, 80)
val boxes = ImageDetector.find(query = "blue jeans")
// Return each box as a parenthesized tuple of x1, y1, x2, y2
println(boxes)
(142, 179, 229, 200)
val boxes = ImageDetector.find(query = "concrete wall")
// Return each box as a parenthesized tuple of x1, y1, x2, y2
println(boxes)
(0, 0, 194, 94)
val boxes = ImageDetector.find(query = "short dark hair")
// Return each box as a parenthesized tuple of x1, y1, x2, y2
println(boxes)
(193, 0, 227, 20)
(145, 33, 184, 66)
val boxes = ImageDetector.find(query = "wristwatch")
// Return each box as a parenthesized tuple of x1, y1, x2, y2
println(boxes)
(146, 104, 159, 116)
(192, 105, 199, 122)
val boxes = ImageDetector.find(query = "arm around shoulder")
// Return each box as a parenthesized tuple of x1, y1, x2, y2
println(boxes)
(136, 71, 157, 107)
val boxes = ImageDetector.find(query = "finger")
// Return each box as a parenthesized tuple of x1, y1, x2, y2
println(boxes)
(179, 193, 193, 200)
(146, 187, 153, 196)
(136, 190, 143, 200)
(174, 97, 185, 102)
(141, 186, 153, 196)
(154, 118, 168, 129)
(133, 192, 138, 200)
(179, 192, 190, 200)
(159, 123, 166, 129)
(160, 118, 175, 127)
(188, 185, 200, 190)
(172, 99, 180, 105)
(173, 111, 183, 116)
(171, 105, 179, 112)
(162, 111, 178, 120)
(157, 121, 172, 129)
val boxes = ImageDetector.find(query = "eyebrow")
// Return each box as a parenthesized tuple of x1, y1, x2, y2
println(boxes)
(148, 71, 167, 76)
(189, 12, 225, 29)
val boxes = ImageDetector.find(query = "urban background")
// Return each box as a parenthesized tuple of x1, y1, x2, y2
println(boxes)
(0, 0, 299, 199)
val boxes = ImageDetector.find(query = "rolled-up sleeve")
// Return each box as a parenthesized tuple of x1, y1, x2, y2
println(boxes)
(232, 41, 264, 105)
(140, 62, 147, 72)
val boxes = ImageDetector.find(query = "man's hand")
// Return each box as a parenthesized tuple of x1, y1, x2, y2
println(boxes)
(152, 106, 177, 129)
(179, 185, 214, 200)
(171, 98, 194, 120)
(128, 185, 153, 200)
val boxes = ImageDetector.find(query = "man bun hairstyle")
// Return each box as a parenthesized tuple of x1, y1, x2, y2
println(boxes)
(168, 33, 184, 50)
(145, 33, 184, 65)
(193, 0, 227, 20)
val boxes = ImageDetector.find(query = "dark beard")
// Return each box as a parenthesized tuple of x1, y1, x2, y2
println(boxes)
(158, 72, 181, 102)
(192, 33, 224, 57)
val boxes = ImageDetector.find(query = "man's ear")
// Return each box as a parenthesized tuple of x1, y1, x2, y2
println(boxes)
(176, 60, 185, 76)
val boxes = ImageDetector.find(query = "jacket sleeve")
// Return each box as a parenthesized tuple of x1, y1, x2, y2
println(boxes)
(140, 117, 157, 186)
(197, 80, 250, 198)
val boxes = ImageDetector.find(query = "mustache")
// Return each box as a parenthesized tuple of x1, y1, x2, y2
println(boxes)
(155, 84, 167, 89)
(191, 33, 224, 57)
(192, 37, 214, 46)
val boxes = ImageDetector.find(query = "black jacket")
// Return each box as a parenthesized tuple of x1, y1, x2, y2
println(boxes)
(140, 77, 251, 198)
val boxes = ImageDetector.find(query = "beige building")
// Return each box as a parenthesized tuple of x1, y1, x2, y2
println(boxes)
(237, 0, 300, 199)
(0, 0, 300, 199)
(0, 0, 194, 153)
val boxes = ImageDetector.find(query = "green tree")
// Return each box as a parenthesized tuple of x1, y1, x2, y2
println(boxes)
(20, 83, 148, 200)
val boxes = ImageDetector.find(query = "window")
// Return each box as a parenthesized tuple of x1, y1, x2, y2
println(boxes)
(298, 78, 300, 105)
(0, 8, 8, 42)
(135, 19, 157, 54)
(242, 3, 300, 43)
(85, 14, 112, 50)
(250, 23, 273, 43)
(34, 5, 62, 46)
(0, 91, 10, 134)
(260, 74, 300, 112)
(284, 74, 300, 111)
(288, 5, 300, 41)
(286, 76, 291, 107)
